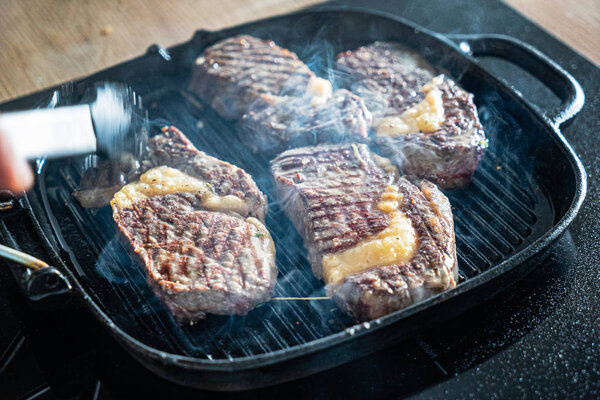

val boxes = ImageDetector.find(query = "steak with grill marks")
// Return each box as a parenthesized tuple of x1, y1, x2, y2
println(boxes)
(109, 126, 275, 321)
(337, 42, 487, 188)
(336, 41, 436, 119)
(376, 75, 488, 188)
(240, 89, 372, 155)
(271, 143, 457, 321)
(113, 191, 276, 322)
(148, 126, 268, 221)
(189, 35, 332, 120)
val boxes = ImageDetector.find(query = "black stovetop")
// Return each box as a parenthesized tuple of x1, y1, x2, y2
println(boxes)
(1, 1, 598, 399)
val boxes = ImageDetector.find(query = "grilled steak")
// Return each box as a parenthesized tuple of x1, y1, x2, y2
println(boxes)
(110, 126, 276, 321)
(74, 126, 268, 220)
(336, 41, 435, 119)
(147, 126, 268, 221)
(189, 35, 375, 154)
(376, 75, 488, 188)
(189, 35, 332, 120)
(337, 42, 487, 188)
(113, 186, 276, 322)
(240, 89, 372, 155)
(77, 126, 275, 321)
(271, 144, 457, 321)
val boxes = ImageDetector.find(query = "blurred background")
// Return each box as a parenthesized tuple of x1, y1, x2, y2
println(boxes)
(0, 0, 598, 102)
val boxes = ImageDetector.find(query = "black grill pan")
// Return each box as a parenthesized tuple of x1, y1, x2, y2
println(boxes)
(0, 7, 586, 390)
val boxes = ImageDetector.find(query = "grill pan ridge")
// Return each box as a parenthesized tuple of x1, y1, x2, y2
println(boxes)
(0, 7, 586, 390)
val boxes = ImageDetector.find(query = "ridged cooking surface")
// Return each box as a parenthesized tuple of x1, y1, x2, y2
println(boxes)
(41, 88, 553, 360)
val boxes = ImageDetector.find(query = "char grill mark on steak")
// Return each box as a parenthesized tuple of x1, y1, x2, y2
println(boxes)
(333, 178, 457, 320)
(114, 192, 277, 321)
(272, 144, 457, 321)
(434, 77, 484, 140)
(190, 34, 376, 154)
(108, 127, 276, 322)
(336, 41, 435, 118)
(240, 89, 372, 155)
(189, 35, 317, 119)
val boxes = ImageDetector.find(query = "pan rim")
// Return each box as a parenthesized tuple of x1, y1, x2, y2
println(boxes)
(8, 5, 587, 373)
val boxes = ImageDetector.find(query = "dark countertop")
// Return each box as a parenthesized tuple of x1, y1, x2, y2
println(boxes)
(0, 1, 598, 399)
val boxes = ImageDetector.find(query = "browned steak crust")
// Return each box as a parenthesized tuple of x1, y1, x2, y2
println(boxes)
(332, 177, 457, 321)
(190, 35, 374, 155)
(240, 89, 372, 155)
(336, 41, 435, 118)
(113, 192, 277, 321)
(377, 77, 488, 188)
(271, 144, 396, 274)
(150, 126, 268, 221)
(271, 144, 457, 321)
(189, 35, 316, 119)
(337, 42, 487, 188)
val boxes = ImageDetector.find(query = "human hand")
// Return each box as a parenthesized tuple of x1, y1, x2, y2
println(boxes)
(0, 130, 33, 192)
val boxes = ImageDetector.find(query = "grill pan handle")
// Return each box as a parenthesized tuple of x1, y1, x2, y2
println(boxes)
(0, 243, 72, 301)
(446, 33, 584, 128)
(0, 191, 72, 301)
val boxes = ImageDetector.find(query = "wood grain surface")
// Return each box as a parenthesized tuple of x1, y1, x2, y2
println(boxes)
(0, 0, 321, 102)
(505, 0, 599, 65)
(0, 0, 598, 102)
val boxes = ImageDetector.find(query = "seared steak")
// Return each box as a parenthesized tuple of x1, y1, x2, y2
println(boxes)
(240, 89, 372, 155)
(189, 35, 332, 119)
(336, 41, 435, 119)
(376, 76, 488, 188)
(189, 35, 375, 154)
(148, 126, 268, 221)
(106, 127, 275, 321)
(337, 42, 487, 188)
(113, 188, 276, 322)
(271, 144, 457, 321)
(76, 125, 276, 321)
(75, 126, 268, 220)
(108, 126, 276, 321)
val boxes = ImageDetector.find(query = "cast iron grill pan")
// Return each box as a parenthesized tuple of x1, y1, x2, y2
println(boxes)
(0, 8, 585, 390)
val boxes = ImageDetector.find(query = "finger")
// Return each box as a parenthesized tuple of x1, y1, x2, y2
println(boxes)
(0, 131, 34, 193)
